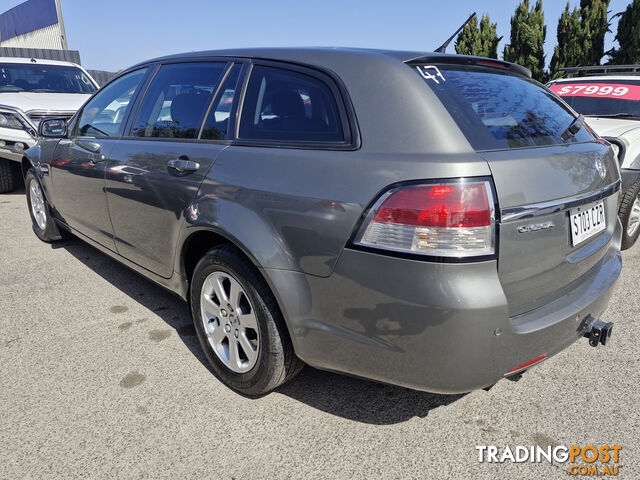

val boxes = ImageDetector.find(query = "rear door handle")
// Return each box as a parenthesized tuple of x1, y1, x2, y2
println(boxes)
(168, 158, 200, 172)
(88, 152, 106, 163)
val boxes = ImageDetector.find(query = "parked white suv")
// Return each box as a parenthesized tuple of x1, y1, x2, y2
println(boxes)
(549, 66, 640, 249)
(0, 57, 98, 193)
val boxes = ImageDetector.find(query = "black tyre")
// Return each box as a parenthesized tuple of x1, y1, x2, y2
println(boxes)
(25, 169, 64, 242)
(619, 179, 640, 250)
(190, 244, 303, 395)
(0, 158, 21, 194)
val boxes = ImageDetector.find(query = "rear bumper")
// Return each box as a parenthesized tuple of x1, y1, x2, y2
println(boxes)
(265, 223, 622, 394)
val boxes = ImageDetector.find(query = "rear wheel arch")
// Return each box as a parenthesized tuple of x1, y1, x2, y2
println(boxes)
(180, 228, 300, 359)
(180, 228, 261, 283)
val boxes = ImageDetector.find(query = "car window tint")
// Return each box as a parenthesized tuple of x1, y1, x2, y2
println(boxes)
(131, 62, 226, 139)
(201, 64, 241, 140)
(415, 65, 595, 150)
(239, 65, 344, 143)
(76, 68, 147, 138)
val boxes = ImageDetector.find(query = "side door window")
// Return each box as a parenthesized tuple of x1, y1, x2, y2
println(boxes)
(75, 68, 148, 138)
(201, 64, 241, 140)
(238, 65, 345, 143)
(130, 62, 227, 139)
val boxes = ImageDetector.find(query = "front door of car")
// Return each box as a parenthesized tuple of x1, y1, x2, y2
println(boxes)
(48, 68, 149, 248)
(105, 62, 241, 278)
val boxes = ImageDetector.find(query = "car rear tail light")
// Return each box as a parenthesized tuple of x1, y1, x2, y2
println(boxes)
(355, 179, 495, 258)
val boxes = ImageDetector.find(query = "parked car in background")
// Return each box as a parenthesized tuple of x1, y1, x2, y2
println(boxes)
(548, 65, 640, 249)
(24, 48, 621, 395)
(0, 57, 97, 193)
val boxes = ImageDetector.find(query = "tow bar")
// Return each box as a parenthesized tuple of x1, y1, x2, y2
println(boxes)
(583, 318, 614, 347)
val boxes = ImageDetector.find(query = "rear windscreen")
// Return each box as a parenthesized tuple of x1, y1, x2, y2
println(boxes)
(413, 65, 595, 151)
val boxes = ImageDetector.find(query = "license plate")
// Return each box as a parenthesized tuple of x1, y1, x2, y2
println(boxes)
(570, 201, 606, 246)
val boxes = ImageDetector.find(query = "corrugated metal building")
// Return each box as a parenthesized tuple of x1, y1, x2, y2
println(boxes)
(0, 0, 116, 85)
(0, 0, 68, 50)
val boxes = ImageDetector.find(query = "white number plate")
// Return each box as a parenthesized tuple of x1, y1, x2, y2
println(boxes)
(570, 201, 606, 246)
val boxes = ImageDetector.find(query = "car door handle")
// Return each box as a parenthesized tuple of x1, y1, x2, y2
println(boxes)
(88, 152, 106, 163)
(168, 158, 200, 172)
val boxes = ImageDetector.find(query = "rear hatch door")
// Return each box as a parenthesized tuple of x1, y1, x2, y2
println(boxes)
(412, 60, 620, 315)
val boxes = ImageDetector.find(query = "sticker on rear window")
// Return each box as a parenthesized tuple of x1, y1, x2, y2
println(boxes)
(416, 65, 446, 84)
(549, 83, 640, 100)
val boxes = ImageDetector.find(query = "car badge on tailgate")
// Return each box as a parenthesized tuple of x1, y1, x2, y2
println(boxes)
(518, 221, 555, 233)
(595, 158, 607, 180)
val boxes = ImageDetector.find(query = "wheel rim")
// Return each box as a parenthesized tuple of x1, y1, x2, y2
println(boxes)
(627, 196, 640, 238)
(200, 271, 260, 373)
(29, 178, 47, 231)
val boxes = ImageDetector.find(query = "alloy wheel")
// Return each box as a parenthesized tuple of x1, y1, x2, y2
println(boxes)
(200, 271, 260, 373)
(29, 178, 47, 231)
(627, 196, 640, 238)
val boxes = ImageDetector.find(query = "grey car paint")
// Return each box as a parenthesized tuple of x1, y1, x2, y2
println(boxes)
(25, 47, 622, 393)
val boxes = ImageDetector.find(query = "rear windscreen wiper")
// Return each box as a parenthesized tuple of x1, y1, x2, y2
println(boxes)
(561, 114, 584, 140)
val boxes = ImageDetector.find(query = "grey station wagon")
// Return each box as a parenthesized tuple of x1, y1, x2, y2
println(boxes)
(23, 48, 621, 395)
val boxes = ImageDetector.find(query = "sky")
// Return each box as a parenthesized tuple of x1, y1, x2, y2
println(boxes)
(2, 0, 633, 72)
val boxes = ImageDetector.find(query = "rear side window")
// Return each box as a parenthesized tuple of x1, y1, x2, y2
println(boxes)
(414, 65, 595, 150)
(201, 64, 241, 140)
(239, 65, 344, 143)
(131, 62, 226, 139)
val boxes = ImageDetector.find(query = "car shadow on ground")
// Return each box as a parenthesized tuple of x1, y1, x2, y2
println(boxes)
(2, 186, 25, 195)
(56, 237, 465, 425)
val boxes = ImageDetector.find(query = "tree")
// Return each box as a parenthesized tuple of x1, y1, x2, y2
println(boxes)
(609, 0, 640, 64)
(580, 0, 611, 65)
(549, 0, 610, 79)
(455, 13, 502, 58)
(549, 3, 584, 79)
(503, 0, 547, 82)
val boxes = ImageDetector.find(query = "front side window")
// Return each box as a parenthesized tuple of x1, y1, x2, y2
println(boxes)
(76, 68, 148, 138)
(548, 80, 640, 119)
(0, 63, 97, 94)
(131, 62, 226, 139)
(239, 65, 344, 143)
(415, 65, 595, 150)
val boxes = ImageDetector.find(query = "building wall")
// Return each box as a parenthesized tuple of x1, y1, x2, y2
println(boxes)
(0, 23, 65, 50)
(0, 0, 67, 50)
(0, 46, 80, 64)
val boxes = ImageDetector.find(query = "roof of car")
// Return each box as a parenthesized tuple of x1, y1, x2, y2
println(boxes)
(142, 46, 436, 63)
(0, 56, 82, 68)
(132, 47, 531, 77)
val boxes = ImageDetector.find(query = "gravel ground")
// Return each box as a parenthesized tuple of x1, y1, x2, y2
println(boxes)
(1, 187, 638, 480)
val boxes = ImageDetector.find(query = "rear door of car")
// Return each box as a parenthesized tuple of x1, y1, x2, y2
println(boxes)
(105, 60, 244, 278)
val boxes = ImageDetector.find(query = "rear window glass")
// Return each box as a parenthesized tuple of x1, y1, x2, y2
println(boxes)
(239, 65, 344, 143)
(548, 80, 640, 118)
(414, 65, 595, 150)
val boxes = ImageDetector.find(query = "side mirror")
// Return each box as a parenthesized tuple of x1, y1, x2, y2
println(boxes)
(39, 118, 67, 138)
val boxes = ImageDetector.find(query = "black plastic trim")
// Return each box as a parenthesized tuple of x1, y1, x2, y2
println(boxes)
(601, 136, 626, 165)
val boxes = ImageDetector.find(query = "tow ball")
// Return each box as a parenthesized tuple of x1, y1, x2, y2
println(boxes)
(583, 318, 614, 347)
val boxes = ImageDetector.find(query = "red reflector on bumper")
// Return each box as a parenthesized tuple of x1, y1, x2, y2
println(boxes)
(505, 354, 548, 375)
